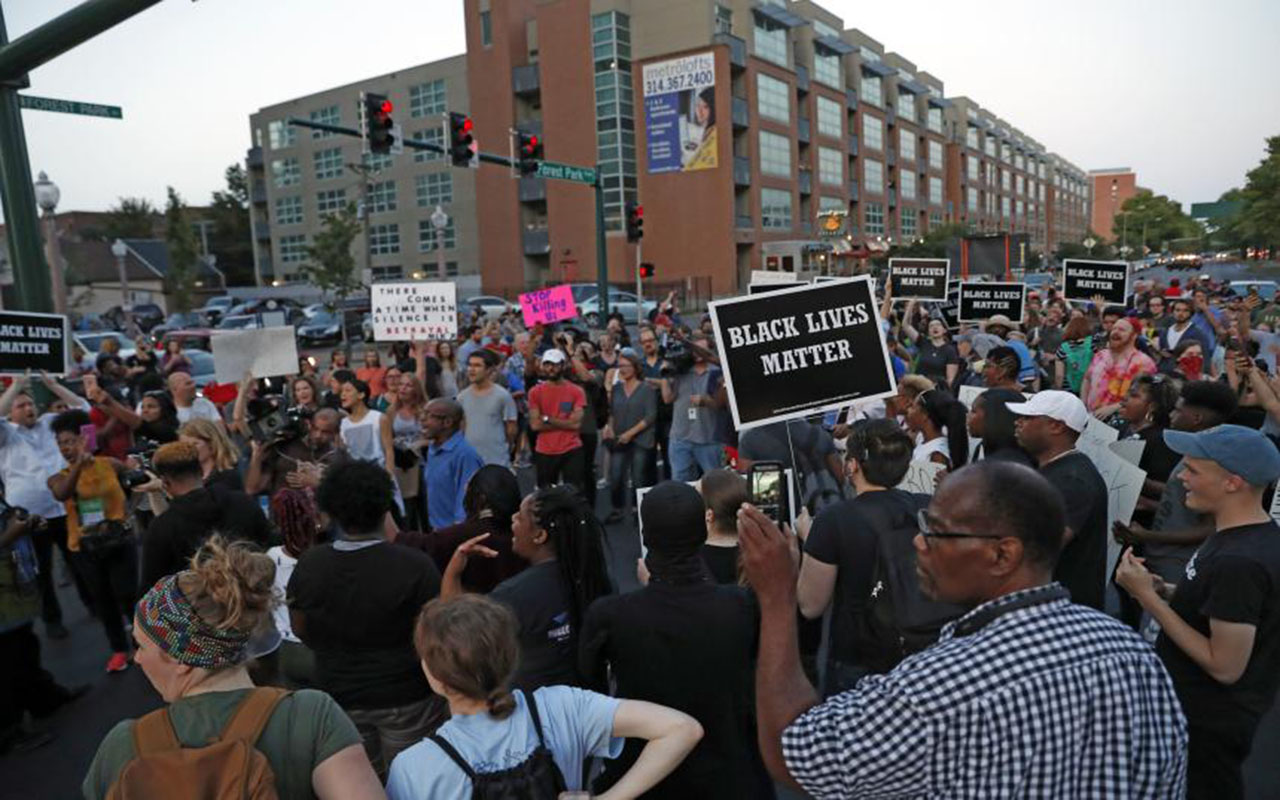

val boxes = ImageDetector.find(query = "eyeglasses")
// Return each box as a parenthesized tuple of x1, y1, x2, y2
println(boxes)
(917, 509, 1006, 546)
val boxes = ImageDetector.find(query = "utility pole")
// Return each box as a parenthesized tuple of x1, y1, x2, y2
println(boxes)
(634, 240, 643, 326)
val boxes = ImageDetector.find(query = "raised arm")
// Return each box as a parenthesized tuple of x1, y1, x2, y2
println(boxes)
(40, 371, 87, 410)
(598, 700, 703, 800)
(0, 372, 28, 416)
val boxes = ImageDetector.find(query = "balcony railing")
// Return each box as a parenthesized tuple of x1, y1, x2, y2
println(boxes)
(518, 176, 547, 203)
(512, 64, 541, 96)
(522, 229, 550, 256)
(795, 64, 809, 93)
(848, 134, 859, 156)
(732, 96, 749, 128)
(797, 118, 810, 144)
(735, 213, 753, 229)
(254, 221, 270, 241)
(886, 107, 897, 127)
(251, 185, 267, 205)
(246, 146, 263, 169)
(798, 170, 812, 195)
(714, 32, 747, 70)
(845, 88, 858, 109)
(734, 156, 751, 186)
(888, 188, 898, 207)
(849, 180, 860, 201)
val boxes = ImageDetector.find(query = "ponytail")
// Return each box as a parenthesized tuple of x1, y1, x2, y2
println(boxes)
(919, 389, 970, 468)
(531, 486, 611, 637)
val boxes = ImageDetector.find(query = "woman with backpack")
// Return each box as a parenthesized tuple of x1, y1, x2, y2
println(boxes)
(82, 536, 385, 800)
(386, 594, 702, 799)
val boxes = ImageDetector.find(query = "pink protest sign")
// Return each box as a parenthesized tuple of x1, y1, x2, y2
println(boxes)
(519, 285, 578, 327)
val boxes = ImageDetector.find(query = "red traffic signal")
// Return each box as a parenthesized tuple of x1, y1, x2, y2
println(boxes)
(514, 130, 542, 175)
(626, 200, 644, 242)
(363, 92, 396, 155)
(449, 112, 477, 168)
(639, 262, 655, 279)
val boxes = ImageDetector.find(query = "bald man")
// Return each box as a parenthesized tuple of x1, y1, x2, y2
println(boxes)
(420, 399, 484, 530)
(166, 372, 222, 427)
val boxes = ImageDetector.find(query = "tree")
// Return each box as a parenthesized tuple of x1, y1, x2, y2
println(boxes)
(1109, 190, 1202, 255)
(164, 187, 200, 312)
(101, 197, 157, 241)
(302, 203, 363, 343)
(1217, 135, 1280, 253)
(1054, 228, 1114, 262)
(889, 222, 969, 259)
(208, 164, 254, 286)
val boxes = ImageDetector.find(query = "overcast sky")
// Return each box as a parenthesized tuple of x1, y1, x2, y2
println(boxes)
(3, 0, 1277, 220)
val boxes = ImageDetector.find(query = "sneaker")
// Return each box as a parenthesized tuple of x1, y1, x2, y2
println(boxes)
(106, 652, 130, 673)
(45, 622, 69, 640)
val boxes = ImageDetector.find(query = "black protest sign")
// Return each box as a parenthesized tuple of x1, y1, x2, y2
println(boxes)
(1062, 259, 1129, 305)
(748, 281, 808, 295)
(709, 277, 896, 430)
(957, 282, 1026, 324)
(0, 311, 68, 374)
(888, 258, 950, 301)
(938, 283, 962, 330)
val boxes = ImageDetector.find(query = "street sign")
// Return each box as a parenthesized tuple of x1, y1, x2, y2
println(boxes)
(18, 94, 122, 119)
(535, 160, 597, 185)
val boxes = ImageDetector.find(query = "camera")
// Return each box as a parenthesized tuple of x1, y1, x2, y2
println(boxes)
(248, 395, 313, 444)
(122, 437, 161, 489)
(659, 338, 718, 377)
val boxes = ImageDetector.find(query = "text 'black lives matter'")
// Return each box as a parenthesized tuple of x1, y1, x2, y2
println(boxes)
(709, 277, 897, 430)
(1062, 259, 1129, 306)
(888, 258, 950, 301)
(0, 311, 68, 374)
(957, 282, 1026, 324)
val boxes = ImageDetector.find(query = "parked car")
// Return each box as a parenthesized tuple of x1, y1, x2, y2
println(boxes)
(215, 314, 261, 331)
(150, 311, 209, 339)
(463, 295, 515, 319)
(198, 296, 236, 323)
(73, 332, 136, 369)
(297, 309, 362, 345)
(1169, 254, 1202, 270)
(103, 303, 164, 331)
(576, 291, 658, 328)
(157, 329, 215, 352)
(1229, 281, 1279, 301)
(223, 298, 306, 326)
(1023, 272, 1057, 293)
(182, 348, 219, 389)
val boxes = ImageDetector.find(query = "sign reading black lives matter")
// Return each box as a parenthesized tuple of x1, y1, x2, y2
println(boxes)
(371, 281, 457, 341)
(1062, 258, 1130, 306)
(957, 282, 1026, 323)
(709, 277, 897, 430)
(0, 311, 68, 374)
(888, 258, 950, 301)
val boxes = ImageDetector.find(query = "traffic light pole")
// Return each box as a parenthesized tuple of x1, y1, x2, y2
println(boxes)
(634, 240, 643, 326)
(291, 116, 612, 320)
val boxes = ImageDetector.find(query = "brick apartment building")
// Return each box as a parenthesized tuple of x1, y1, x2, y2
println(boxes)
(1089, 167, 1139, 244)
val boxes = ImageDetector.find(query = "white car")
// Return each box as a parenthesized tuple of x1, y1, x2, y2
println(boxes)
(74, 332, 136, 369)
(577, 291, 659, 327)
(463, 295, 515, 319)
(1229, 281, 1278, 301)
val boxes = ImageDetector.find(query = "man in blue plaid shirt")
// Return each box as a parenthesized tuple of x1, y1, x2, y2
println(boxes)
(739, 459, 1187, 798)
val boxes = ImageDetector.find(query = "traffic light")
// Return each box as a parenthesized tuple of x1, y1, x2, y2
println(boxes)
(448, 112, 477, 168)
(514, 130, 542, 176)
(639, 262, 655, 279)
(625, 201, 644, 243)
(362, 92, 396, 155)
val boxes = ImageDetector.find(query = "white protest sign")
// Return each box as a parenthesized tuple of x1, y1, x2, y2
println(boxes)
(211, 327, 299, 384)
(1270, 487, 1280, 525)
(371, 281, 457, 341)
(1109, 439, 1146, 467)
(898, 459, 945, 496)
(1074, 417, 1145, 582)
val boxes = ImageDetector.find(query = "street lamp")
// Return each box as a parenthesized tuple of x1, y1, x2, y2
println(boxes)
(33, 171, 68, 315)
(110, 238, 134, 335)
(430, 204, 449, 277)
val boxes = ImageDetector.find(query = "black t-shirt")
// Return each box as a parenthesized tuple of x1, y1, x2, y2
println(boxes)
(700, 543, 740, 586)
(205, 468, 243, 493)
(1040, 452, 1108, 610)
(287, 541, 440, 710)
(140, 486, 272, 589)
(914, 340, 960, 384)
(1157, 521, 1280, 731)
(490, 560, 580, 691)
(1137, 426, 1181, 484)
(804, 489, 926, 665)
(580, 581, 772, 799)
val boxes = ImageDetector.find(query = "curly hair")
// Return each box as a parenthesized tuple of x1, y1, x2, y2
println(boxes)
(316, 459, 394, 535)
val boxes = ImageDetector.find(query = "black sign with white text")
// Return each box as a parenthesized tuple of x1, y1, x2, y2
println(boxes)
(937, 281, 962, 330)
(1062, 259, 1129, 305)
(0, 311, 68, 374)
(709, 277, 897, 430)
(888, 258, 950, 301)
(957, 282, 1026, 324)
(748, 281, 808, 295)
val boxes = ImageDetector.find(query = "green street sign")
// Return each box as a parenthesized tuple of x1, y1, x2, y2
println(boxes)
(18, 94, 122, 119)
(535, 160, 597, 185)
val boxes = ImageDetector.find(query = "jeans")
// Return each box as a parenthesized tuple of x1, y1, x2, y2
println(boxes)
(608, 444, 654, 511)
(347, 694, 449, 779)
(72, 539, 138, 653)
(668, 438, 723, 481)
(31, 516, 92, 625)
(534, 447, 585, 492)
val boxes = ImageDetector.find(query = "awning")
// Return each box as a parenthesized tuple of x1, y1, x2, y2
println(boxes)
(814, 34, 855, 55)
(860, 60, 897, 78)
(927, 95, 952, 108)
(896, 78, 929, 95)
(752, 3, 808, 28)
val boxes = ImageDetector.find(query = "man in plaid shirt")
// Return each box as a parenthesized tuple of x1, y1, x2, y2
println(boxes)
(739, 459, 1187, 798)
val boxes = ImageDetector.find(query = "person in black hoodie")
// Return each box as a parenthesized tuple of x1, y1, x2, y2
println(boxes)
(139, 441, 270, 589)
(580, 481, 774, 799)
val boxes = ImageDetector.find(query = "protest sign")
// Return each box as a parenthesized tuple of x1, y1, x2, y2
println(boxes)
(888, 258, 950, 301)
(519, 285, 578, 327)
(371, 281, 457, 341)
(957, 281, 1026, 323)
(1063, 259, 1129, 305)
(211, 327, 300, 384)
(0, 311, 69, 374)
(709, 276, 896, 430)
(1109, 439, 1146, 467)
(750, 269, 801, 285)
(898, 459, 945, 495)
(748, 281, 808, 295)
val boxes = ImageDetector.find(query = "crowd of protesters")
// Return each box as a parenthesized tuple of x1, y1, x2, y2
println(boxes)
(0, 270, 1276, 798)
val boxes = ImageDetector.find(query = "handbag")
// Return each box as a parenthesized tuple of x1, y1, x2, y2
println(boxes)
(78, 519, 133, 558)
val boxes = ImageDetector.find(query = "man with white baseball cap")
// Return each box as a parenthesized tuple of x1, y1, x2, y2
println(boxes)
(1115, 424, 1280, 799)
(527, 348, 587, 491)
(1007, 391, 1108, 610)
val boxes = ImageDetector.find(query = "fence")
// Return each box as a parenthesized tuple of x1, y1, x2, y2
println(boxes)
(487, 275, 714, 315)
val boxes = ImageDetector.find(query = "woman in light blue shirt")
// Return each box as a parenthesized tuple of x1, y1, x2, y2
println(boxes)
(387, 594, 701, 799)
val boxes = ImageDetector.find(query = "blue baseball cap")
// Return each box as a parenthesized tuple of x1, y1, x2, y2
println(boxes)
(1163, 425, 1280, 486)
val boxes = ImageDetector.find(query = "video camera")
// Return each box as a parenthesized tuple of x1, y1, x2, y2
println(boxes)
(247, 395, 314, 445)
(660, 338, 719, 377)
(122, 437, 161, 489)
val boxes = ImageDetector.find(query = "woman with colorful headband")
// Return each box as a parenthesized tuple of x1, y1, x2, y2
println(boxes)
(82, 536, 385, 800)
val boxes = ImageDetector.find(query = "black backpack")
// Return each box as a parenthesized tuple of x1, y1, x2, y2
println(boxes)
(428, 691, 568, 800)
(852, 491, 966, 673)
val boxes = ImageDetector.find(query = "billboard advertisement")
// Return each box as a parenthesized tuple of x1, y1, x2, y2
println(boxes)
(643, 52, 717, 174)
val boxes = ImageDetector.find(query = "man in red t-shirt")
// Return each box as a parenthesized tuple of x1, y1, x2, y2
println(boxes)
(527, 349, 586, 493)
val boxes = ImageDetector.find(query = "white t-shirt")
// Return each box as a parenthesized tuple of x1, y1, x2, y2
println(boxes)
(913, 436, 951, 466)
(267, 546, 300, 644)
(340, 409, 386, 464)
(176, 396, 221, 425)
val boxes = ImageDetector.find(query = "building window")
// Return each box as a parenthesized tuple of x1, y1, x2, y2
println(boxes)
(760, 187, 792, 229)
(1015, 175, 1024, 195)
(819, 195, 844, 213)
(864, 158, 884, 194)
(929, 177, 942, 206)
(966, 156, 979, 182)
(593, 11, 635, 229)
(410, 80, 447, 118)
(418, 219, 457, 251)
(415, 172, 453, 207)
(753, 15, 787, 67)
(927, 106, 942, 134)
(371, 265, 404, 281)
(899, 170, 916, 200)
(271, 158, 300, 188)
(816, 96, 841, 138)
(364, 150, 393, 172)
(480, 10, 492, 46)
(758, 130, 791, 178)
(313, 148, 344, 180)
(368, 180, 397, 214)
(984, 137, 996, 158)
(901, 209, 918, 238)
(814, 51, 841, 89)
(929, 211, 943, 229)
(1001, 197, 1011, 218)
(715, 4, 732, 35)
(929, 140, 943, 170)
(279, 234, 308, 264)
(859, 74, 882, 107)
(412, 128, 444, 163)
(274, 195, 303, 226)
(898, 129, 916, 162)
(369, 223, 401, 255)
(268, 120, 297, 150)
(309, 105, 340, 139)
(818, 147, 843, 186)
(863, 114, 883, 152)
(1001, 170, 1011, 192)
(1016, 199, 1024, 218)
(966, 126, 980, 149)
(1001, 142, 1012, 163)
(896, 91, 915, 123)
(864, 201, 884, 235)
(756, 73, 790, 123)
(967, 186, 979, 212)
(316, 189, 347, 215)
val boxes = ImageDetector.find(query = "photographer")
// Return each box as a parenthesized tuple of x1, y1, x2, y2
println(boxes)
(246, 408, 341, 497)
(665, 333, 726, 481)
(46, 410, 139, 674)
